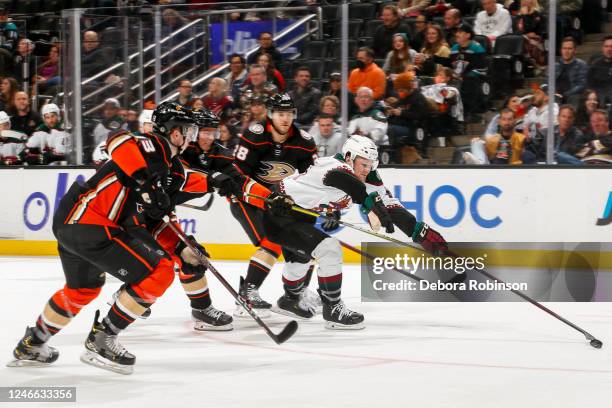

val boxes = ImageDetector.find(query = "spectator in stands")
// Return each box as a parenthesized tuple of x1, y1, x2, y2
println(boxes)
(484, 93, 529, 135)
(474, 0, 512, 45)
(554, 37, 588, 106)
(514, 0, 546, 68)
(288, 66, 321, 129)
(398, 0, 431, 17)
(443, 8, 463, 46)
(541, 105, 589, 164)
(254, 53, 285, 92)
(450, 23, 487, 117)
(575, 89, 601, 133)
(319, 95, 341, 122)
(191, 98, 204, 111)
(0, 110, 25, 165)
(485, 108, 527, 164)
(524, 84, 559, 140)
(23, 103, 70, 165)
(173, 79, 194, 107)
(218, 122, 239, 150)
(426, 0, 472, 16)
(35, 45, 61, 93)
(81, 31, 109, 79)
(324, 72, 342, 100)
(575, 109, 612, 163)
(0, 7, 17, 76)
(161, 8, 192, 59)
(348, 47, 386, 100)
(241, 95, 268, 131)
(383, 33, 417, 79)
(247, 32, 283, 68)
(387, 72, 429, 152)
(411, 15, 428, 51)
(0, 76, 18, 112)
(421, 66, 464, 122)
(12, 38, 36, 86)
(202, 77, 233, 121)
(92, 98, 126, 146)
(309, 114, 344, 157)
(224, 53, 248, 96)
(587, 35, 612, 104)
(348, 87, 389, 146)
(372, 5, 413, 59)
(237, 64, 278, 114)
(416, 24, 451, 76)
(8, 91, 41, 136)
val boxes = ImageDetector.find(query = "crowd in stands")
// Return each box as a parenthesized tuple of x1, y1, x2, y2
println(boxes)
(0, 0, 610, 165)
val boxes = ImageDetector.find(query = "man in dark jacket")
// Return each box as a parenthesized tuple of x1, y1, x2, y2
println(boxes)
(541, 105, 591, 164)
(247, 31, 283, 69)
(288, 66, 321, 129)
(587, 35, 612, 104)
(371, 5, 413, 59)
(555, 37, 588, 106)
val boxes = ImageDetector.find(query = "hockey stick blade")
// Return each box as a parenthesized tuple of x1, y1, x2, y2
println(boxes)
(164, 220, 298, 345)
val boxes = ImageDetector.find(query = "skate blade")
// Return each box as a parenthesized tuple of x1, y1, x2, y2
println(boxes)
(324, 321, 366, 330)
(270, 305, 314, 321)
(232, 306, 271, 319)
(6, 359, 54, 368)
(193, 320, 234, 331)
(80, 351, 133, 375)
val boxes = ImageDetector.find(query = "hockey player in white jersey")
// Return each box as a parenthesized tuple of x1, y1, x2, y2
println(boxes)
(23, 103, 71, 165)
(0, 110, 26, 164)
(268, 136, 448, 328)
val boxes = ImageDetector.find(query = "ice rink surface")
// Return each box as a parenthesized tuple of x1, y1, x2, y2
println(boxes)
(1, 256, 611, 408)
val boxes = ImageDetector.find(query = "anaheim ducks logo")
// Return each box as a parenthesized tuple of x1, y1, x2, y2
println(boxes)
(257, 161, 296, 183)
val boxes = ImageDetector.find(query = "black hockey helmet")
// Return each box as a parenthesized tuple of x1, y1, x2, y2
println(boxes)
(266, 93, 295, 112)
(192, 108, 220, 129)
(151, 101, 196, 136)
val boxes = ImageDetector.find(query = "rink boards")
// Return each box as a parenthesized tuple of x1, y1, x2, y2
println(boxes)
(0, 167, 611, 261)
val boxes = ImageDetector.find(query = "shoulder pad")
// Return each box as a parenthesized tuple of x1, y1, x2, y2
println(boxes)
(248, 122, 264, 134)
(366, 170, 383, 185)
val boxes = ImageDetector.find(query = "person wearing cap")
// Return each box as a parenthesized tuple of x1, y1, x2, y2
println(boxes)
(523, 83, 559, 141)
(474, 0, 512, 45)
(0, 7, 17, 76)
(450, 23, 487, 117)
(325, 72, 342, 100)
(23, 103, 70, 165)
(0, 110, 26, 165)
(348, 47, 387, 101)
(288, 65, 321, 129)
(92, 97, 127, 146)
(7, 91, 41, 136)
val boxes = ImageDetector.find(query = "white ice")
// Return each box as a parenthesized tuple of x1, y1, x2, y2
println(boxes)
(1, 256, 611, 408)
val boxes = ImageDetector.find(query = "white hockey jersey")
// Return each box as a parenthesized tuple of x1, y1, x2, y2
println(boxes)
(27, 128, 71, 155)
(280, 155, 355, 211)
(0, 129, 26, 160)
(474, 4, 512, 39)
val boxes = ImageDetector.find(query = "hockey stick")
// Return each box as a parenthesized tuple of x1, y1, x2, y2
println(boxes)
(243, 193, 603, 348)
(178, 193, 215, 211)
(336, 220, 604, 349)
(164, 219, 298, 345)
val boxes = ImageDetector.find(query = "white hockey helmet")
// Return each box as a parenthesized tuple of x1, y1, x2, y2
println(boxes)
(41, 103, 60, 118)
(0, 110, 10, 125)
(139, 109, 154, 127)
(342, 135, 379, 170)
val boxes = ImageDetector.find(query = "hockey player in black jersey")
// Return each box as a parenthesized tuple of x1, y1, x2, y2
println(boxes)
(229, 93, 317, 317)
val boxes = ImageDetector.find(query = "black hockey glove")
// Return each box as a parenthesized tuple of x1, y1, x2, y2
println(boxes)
(208, 172, 237, 198)
(175, 235, 209, 277)
(321, 209, 341, 232)
(412, 222, 448, 256)
(266, 192, 295, 217)
(136, 175, 172, 220)
(361, 192, 394, 234)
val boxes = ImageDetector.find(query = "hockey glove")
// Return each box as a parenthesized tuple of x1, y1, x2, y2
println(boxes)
(361, 192, 395, 234)
(412, 222, 448, 256)
(321, 210, 341, 232)
(266, 192, 295, 217)
(136, 175, 172, 220)
(208, 172, 237, 198)
(175, 235, 209, 276)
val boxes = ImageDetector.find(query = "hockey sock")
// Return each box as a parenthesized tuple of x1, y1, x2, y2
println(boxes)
(180, 273, 212, 310)
(312, 237, 343, 303)
(103, 286, 151, 335)
(303, 264, 315, 287)
(34, 286, 101, 343)
(244, 247, 278, 288)
(282, 262, 310, 297)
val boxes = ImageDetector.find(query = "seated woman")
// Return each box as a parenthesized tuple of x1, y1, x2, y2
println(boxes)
(416, 24, 451, 77)
(35, 45, 61, 93)
(383, 33, 417, 81)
